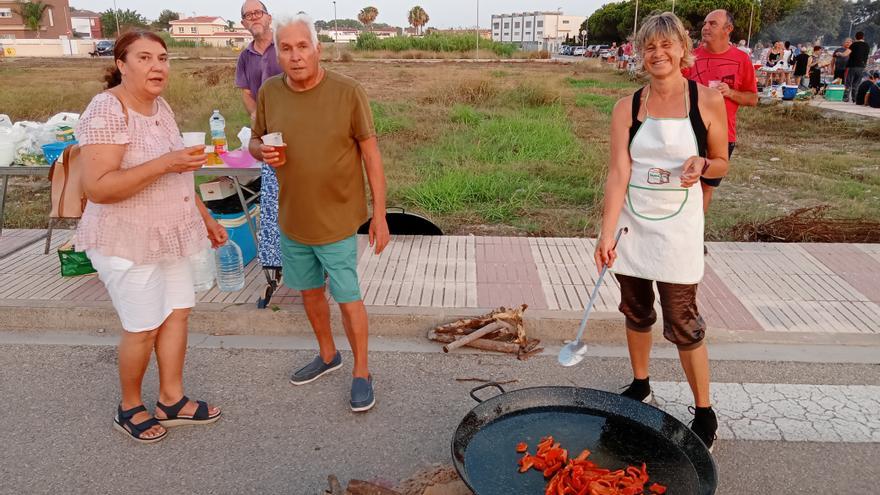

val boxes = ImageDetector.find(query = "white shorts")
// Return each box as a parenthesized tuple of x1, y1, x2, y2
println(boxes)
(88, 250, 196, 333)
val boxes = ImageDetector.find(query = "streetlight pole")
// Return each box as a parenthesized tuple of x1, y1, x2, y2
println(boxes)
(333, 0, 338, 60)
(672, 0, 675, 14)
(848, 19, 855, 38)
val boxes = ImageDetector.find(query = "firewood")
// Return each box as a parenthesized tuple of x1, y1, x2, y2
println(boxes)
(461, 338, 522, 354)
(443, 321, 512, 352)
(327, 475, 344, 495)
(345, 480, 402, 495)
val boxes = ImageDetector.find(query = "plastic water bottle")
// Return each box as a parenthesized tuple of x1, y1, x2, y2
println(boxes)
(190, 247, 216, 292)
(214, 239, 245, 292)
(209, 110, 227, 154)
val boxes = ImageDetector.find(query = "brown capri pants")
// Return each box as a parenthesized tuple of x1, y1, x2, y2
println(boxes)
(615, 274, 706, 350)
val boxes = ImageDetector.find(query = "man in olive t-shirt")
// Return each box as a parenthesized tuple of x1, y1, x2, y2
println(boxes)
(250, 14, 390, 413)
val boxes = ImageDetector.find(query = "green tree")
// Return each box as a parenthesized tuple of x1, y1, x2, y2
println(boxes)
(100, 9, 149, 37)
(357, 6, 379, 31)
(153, 9, 179, 31)
(760, 0, 842, 44)
(315, 18, 364, 31)
(407, 6, 429, 35)
(838, 0, 880, 44)
(13, 0, 50, 38)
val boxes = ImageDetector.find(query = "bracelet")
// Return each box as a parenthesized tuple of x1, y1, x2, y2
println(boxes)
(701, 158, 710, 175)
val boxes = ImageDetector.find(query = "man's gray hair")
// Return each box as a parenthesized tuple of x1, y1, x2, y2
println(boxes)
(273, 13, 319, 49)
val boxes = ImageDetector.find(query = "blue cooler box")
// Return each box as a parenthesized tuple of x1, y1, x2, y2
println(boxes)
(211, 205, 260, 265)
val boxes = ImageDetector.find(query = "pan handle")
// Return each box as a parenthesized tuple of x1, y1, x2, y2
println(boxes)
(469, 382, 506, 403)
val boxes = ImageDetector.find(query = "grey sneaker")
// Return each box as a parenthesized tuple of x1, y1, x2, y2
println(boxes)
(289, 351, 342, 385)
(350, 375, 375, 412)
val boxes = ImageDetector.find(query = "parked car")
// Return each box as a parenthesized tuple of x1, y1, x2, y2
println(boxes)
(589, 44, 610, 57)
(599, 46, 614, 59)
(90, 40, 114, 57)
(572, 46, 587, 56)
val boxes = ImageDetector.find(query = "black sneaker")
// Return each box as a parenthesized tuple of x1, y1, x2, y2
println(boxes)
(689, 406, 718, 453)
(620, 377, 652, 403)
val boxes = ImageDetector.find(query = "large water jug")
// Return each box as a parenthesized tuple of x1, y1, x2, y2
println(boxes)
(190, 247, 216, 292)
(209, 110, 227, 154)
(214, 239, 245, 292)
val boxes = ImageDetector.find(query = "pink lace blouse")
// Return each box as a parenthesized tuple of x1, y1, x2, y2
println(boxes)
(74, 92, 209, 265)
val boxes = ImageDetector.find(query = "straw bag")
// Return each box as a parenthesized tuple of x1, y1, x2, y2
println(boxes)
(48, 92, 128, 220)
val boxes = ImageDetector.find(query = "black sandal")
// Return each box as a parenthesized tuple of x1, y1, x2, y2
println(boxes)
(156, 395, 221, 427)
(114, 404, 167, 444)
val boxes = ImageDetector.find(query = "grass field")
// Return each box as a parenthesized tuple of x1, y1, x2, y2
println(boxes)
(1, 56, 878, 239)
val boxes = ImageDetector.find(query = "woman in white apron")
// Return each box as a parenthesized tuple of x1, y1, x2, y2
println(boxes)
(594, 12, 729, 452)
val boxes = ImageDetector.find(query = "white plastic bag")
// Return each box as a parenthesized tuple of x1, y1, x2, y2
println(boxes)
(0, 114, 12, 129)
(237, 127, 251, 150)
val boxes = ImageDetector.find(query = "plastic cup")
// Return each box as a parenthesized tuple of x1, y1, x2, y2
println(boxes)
(266, 143, 287, 166)
(182, 132, 206, 147)
(261, 132, 283, 146)
(708, 80, 721, 89)
(261, 133, 286, 165)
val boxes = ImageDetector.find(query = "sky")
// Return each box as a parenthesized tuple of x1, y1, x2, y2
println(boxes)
(72, 0, 607, 29)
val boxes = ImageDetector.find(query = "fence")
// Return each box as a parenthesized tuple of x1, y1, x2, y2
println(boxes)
(0, 38, 99, 58)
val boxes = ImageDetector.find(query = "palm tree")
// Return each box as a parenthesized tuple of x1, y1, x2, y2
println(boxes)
(358, 6, 379, 32)
(14, 0, 51, 39)
(407, 6, 429, 35)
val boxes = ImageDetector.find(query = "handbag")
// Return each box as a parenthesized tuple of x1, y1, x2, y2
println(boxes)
(58, 241, 96, 277)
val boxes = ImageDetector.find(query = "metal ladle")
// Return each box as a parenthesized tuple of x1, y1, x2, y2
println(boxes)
(558, 227, 628, 367)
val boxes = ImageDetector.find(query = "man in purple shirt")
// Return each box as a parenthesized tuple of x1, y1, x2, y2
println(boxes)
(236, 0, 283, 121)
(236, 0, 285, 273)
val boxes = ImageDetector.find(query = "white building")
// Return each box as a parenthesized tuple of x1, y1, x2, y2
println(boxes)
(490, 11, 587, 52)
(320, 28, 397, 43)
(169, 16, 252, 48)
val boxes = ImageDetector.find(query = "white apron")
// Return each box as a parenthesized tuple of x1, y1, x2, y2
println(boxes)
(611, 88, 705, 285)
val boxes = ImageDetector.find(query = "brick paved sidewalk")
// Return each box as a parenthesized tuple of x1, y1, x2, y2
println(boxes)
(1, 230, 878, 335)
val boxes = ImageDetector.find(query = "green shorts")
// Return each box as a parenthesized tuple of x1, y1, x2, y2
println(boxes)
(279, 233, 362, 303)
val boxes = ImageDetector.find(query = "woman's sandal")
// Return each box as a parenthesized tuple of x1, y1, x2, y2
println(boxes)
(114, 404, 167, 444)
(156, 395, 221, 427)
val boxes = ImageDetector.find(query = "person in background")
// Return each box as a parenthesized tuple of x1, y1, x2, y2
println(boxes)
(781, 41, 793, 84)
(867, 71, 880, 108)
(844, 32, 870, 103)
(236, 0, 285, 280)
(597, 11, 729, 453)
(683, 9, 757, 218)
(76, 30, 226, 444)
(855, 71, 879, 106)
(808, 46, 830, 94)
(832, 38, 852, 83)
(792, 46, 812, 88)
(737, 39, 751, 57)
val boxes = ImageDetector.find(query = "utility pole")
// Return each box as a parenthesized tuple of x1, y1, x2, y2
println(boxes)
(632, 0, 639, 40)
(747, 1, 754, 48)
(112, 0, 120, 37)
(475, 0, 479, 58)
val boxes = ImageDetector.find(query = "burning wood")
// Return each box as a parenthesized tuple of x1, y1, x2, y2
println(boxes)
(428, 304, 542, 359)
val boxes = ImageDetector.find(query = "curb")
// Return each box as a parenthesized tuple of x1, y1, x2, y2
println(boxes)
(2, 300, 878, 348)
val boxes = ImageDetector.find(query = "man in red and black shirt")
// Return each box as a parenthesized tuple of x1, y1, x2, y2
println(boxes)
(683, 9, 758, 213)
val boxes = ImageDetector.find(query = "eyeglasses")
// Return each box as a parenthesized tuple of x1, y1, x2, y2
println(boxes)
(242, 10, 266, 21)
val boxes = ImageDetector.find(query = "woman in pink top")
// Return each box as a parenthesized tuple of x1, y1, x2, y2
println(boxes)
(76, 30, 226, 444)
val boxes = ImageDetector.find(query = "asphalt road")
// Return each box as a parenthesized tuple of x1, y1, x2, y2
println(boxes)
(0, 332, 877, 494)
